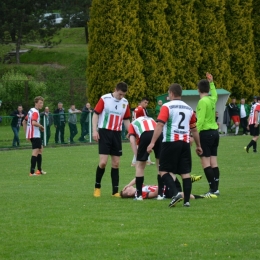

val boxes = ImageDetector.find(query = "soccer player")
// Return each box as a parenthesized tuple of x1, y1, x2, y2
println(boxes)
(228, 98, 240, 135)
(128, 116, 163, 200)
(147, 83, 203, 207)
(196, 73, 220, 196)
(133, 98, 149, 119)
(120, 174, 216, 199)
(92, 82, 131, 197)
(23, 96, 46, 176)
(244, 96, 260, 153)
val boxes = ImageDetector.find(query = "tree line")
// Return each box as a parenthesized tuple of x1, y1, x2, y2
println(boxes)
(87, 0, 260, 107)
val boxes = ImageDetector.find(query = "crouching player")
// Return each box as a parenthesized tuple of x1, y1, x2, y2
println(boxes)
(128, 116, 164, 200)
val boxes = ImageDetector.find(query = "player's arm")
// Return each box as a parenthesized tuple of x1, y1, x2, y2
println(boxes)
(123, 119, 130, 131)
(190, 113, 202, 155)
(147, 122, 164, 153)
(206, 72, 218, 103)
(92, 113, 99, 141)
(123, 178, 136, 191)
(92, 98, 105, 141)
(254, 109, 259, 127)
(190, 128, 203, 155)
(22, 117, 27, 133)
(123, 105, 131, 130)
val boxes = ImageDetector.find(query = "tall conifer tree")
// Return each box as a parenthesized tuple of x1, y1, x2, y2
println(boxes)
(87, 0, 146, 106)
(252, 0, 260, 88)
(166, 0, 201, 89)
(195, 0, 233, 90)
(139, 0, 175, 105)
(225, 0, 257, 98)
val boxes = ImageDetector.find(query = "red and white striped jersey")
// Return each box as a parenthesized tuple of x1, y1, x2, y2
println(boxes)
(129, 116, 156, 137)
(133, 105, 148, 119)
(136, 185, 157, 199)
(157, 100, 196, 143)
(248, 102, 260, 125)
(94, 93, 131, 131)
(25, 108, 40, 139)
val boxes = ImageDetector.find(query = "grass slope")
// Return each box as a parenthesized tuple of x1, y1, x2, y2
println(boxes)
(0, 136, 259, 259)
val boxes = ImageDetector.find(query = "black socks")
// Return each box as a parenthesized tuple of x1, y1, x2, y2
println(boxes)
(212, 167, 220, 190)
(95, 166, 105, 188)
(37, 154, 42, 171)
(111, 168, 119, 195)
(183, 178, 192, 204)
(247, 140, 256, 150)
(157, 174, 164, 196)
(136, 176, 144, 197)
(30, 156, 37, 174)
(204, 166, 216, 192)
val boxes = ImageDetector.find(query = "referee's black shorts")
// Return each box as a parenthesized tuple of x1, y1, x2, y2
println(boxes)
(30, 138, 42, 149)
(98, 128, 122, 156)
(249, 124, 260, 136)
(159, 141, 191, 174)
(136, 131, 162, 161)
(199, 129, 219, 157)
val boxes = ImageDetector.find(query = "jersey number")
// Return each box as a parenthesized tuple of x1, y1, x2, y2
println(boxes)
(178, 112, 185, 129)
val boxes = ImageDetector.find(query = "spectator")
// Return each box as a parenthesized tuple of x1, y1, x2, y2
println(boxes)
(79, 102, 93, 142)
(40, 107, 53, 145)
(10, 105, 26, 147)
(54, 102, 66, 144)
(68, 104, 81, 143)
(155, 100, 163, 117)
(228, 98, 240, 135)
(238, 98, 250, 135)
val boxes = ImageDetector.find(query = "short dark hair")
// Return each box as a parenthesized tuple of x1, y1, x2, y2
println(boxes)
(34, 96, 44, 104)
(141, 97, 149, 102)
(168, 83, 182, 97)
(198, 79, 210, 93)
(257, 96, 260, 101)
(116, 82, 128, 92)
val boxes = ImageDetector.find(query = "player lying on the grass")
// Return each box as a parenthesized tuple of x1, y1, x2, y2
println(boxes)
(120, 174, 217, 199)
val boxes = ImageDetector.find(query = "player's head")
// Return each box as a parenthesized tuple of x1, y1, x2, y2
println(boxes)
(17, 105, 23, 112)
(70, 104, 75, 110)
(241, 98, 245, 104)
(114, 82, 128, 100)
(120, 186, 136, 198)
(168, 83, 182, 99)
(158, 100, 163, 106)
(58, 102, 63, 109)
(140, 97, 149, 108)
(253, 96, 257, 101)
(257, 97, 260, 102)
(197, 79, 210, 93)
(34, 96, 44, 110)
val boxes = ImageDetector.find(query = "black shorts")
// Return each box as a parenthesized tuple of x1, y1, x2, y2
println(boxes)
(249, 124, 260, 136)
(137, 131, 162, 161)
(159, 141, 191, 174)
(98, 128, 122, 156)
(199, 130, 219, 157)
(30, 138, 42, 149)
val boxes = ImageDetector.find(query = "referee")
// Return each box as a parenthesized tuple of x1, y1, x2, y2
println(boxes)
(196, 73, 220, 196)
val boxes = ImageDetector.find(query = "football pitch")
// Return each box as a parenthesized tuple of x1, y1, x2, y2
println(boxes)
(0, 136, 259, 260)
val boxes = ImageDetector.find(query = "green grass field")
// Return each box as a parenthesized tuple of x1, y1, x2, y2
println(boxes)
(0, 136, 259, 259)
